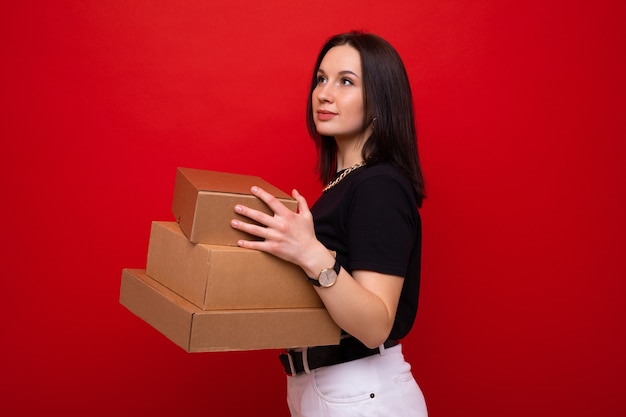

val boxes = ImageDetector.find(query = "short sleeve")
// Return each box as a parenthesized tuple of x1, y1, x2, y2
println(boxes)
(346, 174, 418, 277)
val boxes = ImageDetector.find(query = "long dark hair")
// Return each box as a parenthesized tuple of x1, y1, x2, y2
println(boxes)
(306, 31, 425, 207)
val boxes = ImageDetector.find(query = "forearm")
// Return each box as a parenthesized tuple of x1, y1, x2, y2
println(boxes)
(301, 249, 400, 349)
(314, 269, 398, 349)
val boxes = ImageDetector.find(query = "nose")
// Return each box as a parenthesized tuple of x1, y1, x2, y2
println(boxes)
(316, 83, 334, 103)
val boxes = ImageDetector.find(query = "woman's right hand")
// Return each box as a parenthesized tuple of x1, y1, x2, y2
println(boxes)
(230, 187, 334, 278)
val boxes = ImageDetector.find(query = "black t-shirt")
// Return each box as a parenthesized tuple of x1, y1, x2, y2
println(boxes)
(311, 162, 422, 341)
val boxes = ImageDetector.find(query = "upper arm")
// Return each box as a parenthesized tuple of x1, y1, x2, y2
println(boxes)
(347, 174, 418, 277)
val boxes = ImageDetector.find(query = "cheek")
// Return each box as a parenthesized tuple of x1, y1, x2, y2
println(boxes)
(346, 90, 364, 109)
(345, 96, 366, 121)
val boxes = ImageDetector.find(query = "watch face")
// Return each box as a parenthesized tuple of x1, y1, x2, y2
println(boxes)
(319, 269, 337, 287)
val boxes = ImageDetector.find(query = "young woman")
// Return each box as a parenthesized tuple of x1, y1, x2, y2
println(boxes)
(231, 31, 427, 417)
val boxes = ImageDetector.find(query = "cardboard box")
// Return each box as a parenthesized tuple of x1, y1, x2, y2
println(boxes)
(120, 269, 341, 352)
(145, 221, 324, 310)
(172, 167, 298, 245)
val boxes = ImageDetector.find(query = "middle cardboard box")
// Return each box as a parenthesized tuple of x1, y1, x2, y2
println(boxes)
(146, 221, 324, 310)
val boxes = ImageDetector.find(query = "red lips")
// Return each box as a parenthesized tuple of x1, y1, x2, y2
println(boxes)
(317, 110, 336, 121)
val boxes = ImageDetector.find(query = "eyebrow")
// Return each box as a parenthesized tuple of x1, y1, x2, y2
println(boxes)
(317, 68, 361, 79)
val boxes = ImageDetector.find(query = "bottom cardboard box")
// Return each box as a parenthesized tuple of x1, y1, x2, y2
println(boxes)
(119, 269, 341, 352)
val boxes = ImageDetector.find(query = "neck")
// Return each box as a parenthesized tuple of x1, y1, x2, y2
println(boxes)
(335, 142, 365, 171)
(334, 127, 372, 171)
(336, 156, 364, 171)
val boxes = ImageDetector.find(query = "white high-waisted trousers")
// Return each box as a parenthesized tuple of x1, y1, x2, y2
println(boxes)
(286, 344, 427, 417)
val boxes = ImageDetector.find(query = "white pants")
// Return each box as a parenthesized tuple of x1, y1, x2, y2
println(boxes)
(286, 344, 427, 417)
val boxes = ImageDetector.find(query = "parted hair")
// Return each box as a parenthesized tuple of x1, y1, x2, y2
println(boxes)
(306, 31, 425, 207)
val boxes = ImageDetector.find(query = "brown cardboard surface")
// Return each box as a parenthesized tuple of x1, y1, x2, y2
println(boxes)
(172, 167, 298, 245)
(146, 221, 324, 310)
(120, 269, 341, 352)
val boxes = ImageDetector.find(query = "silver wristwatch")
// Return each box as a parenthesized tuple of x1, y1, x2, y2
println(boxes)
(307, 258, 340, 288)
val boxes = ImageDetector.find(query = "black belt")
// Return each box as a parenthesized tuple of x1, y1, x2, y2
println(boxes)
(279, 337, 400, 376)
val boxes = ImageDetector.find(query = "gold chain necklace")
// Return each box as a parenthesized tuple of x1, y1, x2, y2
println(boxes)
(322, 161, 366, 193)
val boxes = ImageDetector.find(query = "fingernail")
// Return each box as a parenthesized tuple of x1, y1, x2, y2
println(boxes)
(251, 186, 259, 193)
(234, 205, 243, 213)
(231, 219, 239, 227)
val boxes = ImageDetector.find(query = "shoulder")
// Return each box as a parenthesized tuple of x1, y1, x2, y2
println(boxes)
(353, 163, 413, 193)
(348, 163, 418, 208)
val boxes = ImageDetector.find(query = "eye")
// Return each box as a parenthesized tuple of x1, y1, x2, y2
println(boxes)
(316, 75, 327, 85)
(341, 78, 354, 86)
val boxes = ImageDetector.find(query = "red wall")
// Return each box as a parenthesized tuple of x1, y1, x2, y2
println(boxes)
(2, 1, 625, 416)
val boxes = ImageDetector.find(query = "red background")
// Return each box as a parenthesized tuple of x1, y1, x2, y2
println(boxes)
(2, 1, 625, 416)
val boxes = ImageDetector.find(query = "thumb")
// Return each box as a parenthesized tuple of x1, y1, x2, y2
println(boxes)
(292, 189, 310, 215)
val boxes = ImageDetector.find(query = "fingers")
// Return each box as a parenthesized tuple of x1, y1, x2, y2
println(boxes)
(231, 186, 306, 245)
(233, 186, 302, 227)
(230, 217, 269, 240)
(250, 186, 291, 216)
(233, 202, 273, 227)
(292, 189, 310, 216)
(230, 186, 282, 240)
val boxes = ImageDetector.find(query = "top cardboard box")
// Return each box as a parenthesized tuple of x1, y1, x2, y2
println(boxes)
(172, 167, 298, 245)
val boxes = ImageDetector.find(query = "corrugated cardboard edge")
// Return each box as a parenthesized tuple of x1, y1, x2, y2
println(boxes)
(145, 221, 213, 309)
(120, 269, 341, 352)
(176, 167, 292, 198)
(171, 168, 200, 241)
(120, 268, 194, 350)
(189, 308, 341, 353)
